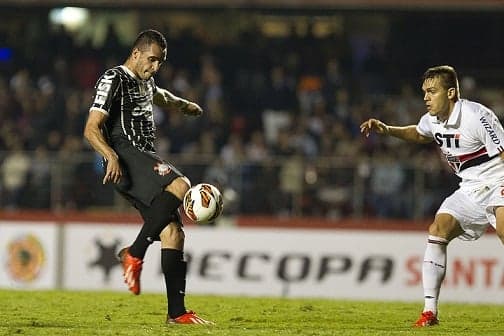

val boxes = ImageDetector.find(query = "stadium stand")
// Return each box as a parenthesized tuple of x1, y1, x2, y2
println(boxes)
(0, 6, 502, 220)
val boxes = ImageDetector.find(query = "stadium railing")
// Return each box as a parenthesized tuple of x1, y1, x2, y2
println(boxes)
(0, 151, 458, 220)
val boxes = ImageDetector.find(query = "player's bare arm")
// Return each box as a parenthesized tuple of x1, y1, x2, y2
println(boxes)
(360, 118, 432, 144)
(84, 109, 122, 184)
(153, 87, 203, 116)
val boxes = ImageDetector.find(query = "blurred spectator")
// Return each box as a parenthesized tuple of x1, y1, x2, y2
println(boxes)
(0, 10, 501, 219)
(367, 151, 409, 218)
(264, 65, 297, 112)
(245, 131, 269, 163)
(219, 133, 246, 208)
(278, 150, 304, 216)
(290, 116, 319, 158)
(297, 74, 323, 115)
(220, 133, 245, 167)
(1, 140, 31, 209)
(25, 145, 51, 209)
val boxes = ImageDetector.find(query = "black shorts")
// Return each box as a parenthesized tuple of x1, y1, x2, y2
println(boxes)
(107, 137, 184, 207)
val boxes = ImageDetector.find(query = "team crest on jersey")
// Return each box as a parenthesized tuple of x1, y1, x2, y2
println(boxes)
(444, 153, 461, 172)
(154, 163, 172, 176)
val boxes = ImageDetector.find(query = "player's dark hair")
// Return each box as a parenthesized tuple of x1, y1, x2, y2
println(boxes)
(132, 29, 167, 55)
(423, 65, 460, 98)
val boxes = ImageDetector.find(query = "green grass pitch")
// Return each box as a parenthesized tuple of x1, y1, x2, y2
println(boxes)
(1, 290, 503, 335)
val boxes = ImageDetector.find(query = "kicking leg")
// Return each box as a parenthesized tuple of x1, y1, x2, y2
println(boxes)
(128, 177, 189, 259)
(120, 177, 189, 295)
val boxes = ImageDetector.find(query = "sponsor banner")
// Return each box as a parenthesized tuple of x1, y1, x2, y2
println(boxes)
(62, 223, 146, 292)
(62, 223, 504, 303)
(0, 221, 58, 289)
(185, 228, 504, 303)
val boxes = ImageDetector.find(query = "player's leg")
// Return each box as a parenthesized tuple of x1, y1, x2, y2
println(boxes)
(415, 213, 464, 327)
(113, 142, 191, 294)
(160, 217, 213, 325)
(159, 221, 186, 318)
(415, 188, 487, 327)
(114, 142, 189, 260)
(128, 177, 189, 259)
(118, 190, 184, 295)
(494, 206, 504, 245)
(119, 175, 189, 295)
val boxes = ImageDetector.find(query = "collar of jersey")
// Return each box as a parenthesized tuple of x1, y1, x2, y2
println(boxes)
(120, 65, 139, 80)
(432, 99, 462, 127)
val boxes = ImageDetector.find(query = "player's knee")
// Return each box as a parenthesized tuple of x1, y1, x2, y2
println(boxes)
(165, 176, 191, 200)
(497, 232, 504, 244)
(160, 223, 185, 248)
(428, 222, 442, 237)
(494, 208, 504, 244)
(495, 225, 504, 244)
(428, 214, 462, 241)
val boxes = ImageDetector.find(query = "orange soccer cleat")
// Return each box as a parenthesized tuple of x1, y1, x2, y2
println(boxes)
(167, 311, 214, 325)
(414, 311, 439, 327)
(117, 247, 143, 295)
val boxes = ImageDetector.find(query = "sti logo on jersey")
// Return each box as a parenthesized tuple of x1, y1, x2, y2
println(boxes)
(94, 73, 116, 105)
(434, 133, 460, 148)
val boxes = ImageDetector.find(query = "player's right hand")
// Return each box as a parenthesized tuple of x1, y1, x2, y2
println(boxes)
(182, 101, 203, 116)
(103, 155, 122, 184)
(360, 118, 389, 137)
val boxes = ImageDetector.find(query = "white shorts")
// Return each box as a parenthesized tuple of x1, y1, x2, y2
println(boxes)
(437, 183, 504, 241)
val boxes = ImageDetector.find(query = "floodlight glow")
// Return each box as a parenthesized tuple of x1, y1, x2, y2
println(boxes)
(49, 7, 89, 30)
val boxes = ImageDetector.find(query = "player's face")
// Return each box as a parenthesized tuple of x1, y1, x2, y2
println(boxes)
(133, 43, 166, 80)
(422, 77, 452, 121)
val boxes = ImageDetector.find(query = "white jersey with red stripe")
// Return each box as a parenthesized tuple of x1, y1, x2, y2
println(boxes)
(416, 99, 504, 188)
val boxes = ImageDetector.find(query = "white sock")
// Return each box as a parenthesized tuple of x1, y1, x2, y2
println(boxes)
(422, 235, 448, 315)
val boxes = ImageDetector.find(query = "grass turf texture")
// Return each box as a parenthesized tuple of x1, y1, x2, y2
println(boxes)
(1, 290, 503, 335)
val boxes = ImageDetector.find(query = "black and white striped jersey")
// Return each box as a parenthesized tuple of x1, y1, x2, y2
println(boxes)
(90, 65, 157, 153)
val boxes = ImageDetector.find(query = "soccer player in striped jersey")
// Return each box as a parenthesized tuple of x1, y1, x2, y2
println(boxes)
(360, 65, 504, 327)
(84, 29, 212, 325)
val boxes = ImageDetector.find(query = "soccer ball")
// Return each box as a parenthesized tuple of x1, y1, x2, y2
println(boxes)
(183, 183, 223, 224)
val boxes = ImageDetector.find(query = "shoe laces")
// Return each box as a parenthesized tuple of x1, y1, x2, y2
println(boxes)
(415, 311, 437, 326)
(421, 311, 436, 320)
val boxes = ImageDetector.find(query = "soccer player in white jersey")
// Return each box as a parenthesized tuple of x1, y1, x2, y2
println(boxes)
(360, 65, 504, 327)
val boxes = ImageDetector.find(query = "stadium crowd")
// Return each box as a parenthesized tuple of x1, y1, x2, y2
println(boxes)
(0, 15, 502, 219)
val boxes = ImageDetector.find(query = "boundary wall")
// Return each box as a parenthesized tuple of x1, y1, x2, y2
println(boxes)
(1, 212, 502, 303)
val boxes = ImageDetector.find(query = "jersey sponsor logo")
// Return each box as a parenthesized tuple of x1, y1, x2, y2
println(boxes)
(94, 73, 116, 106)
(479, 116, 501, 145)
(154, 162, 172, 176)
(131, 103, 152, 116)
(434, 133, 460, 148)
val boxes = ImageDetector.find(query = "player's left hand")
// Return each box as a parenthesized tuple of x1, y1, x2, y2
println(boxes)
(181, 101, 203, 116)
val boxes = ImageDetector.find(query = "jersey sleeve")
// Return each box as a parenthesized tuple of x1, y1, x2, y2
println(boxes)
(90, 69, 120, 115)
(476, 107, 504, 157)
(416, 113, 433, 138)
